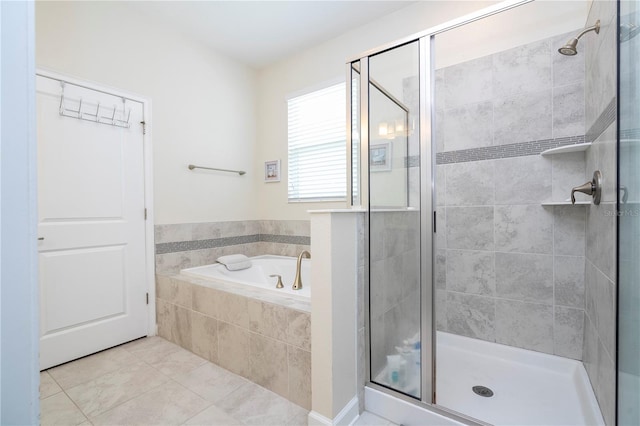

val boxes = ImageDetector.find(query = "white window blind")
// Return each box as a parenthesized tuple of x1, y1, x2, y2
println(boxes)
(288, 82, 346, 202)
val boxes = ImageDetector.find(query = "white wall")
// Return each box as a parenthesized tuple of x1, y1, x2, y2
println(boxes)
(434, 1, 591, 68)
(36, 1, 259, 225)
(255, 1, 500, 221)
(255, 0, 592, 221)
(36, 0, 592, 225)
(1, 1, 39, 423)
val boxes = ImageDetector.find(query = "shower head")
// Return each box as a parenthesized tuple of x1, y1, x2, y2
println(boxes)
(558, 20, 600, 56)
(558, 38, 579, 56)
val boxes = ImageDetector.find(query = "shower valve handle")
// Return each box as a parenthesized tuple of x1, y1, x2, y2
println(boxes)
(571, 170, 602, 205)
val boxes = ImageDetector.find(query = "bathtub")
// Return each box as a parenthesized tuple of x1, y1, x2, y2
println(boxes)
(181, 255, 311, 299)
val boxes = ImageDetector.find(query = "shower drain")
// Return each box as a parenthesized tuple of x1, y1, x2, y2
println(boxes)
(472, 385, 494, 397)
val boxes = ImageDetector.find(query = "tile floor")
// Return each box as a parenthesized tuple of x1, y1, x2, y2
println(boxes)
(40, 336, 309, 425)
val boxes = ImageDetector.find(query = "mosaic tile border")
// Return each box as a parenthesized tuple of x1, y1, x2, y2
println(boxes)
(413, 97, 617, 166)
(586, 97, 617, 143)
(620, 128, 640, 140)
(261, 234, 311, 245)
(155, 234, 310, 255)
(433, 135, 586, 165)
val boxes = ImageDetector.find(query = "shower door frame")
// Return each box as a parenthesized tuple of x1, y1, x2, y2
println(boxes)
(347, 0, 534, 422)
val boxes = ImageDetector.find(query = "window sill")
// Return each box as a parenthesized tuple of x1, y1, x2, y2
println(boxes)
(288, 198, 347, 204)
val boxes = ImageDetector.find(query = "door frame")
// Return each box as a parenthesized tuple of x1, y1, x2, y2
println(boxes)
(36, 68, 156, 337)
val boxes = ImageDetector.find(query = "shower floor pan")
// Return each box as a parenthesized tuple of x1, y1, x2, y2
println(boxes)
(436, 332, 604, 426)
(368, 332, 604, 425)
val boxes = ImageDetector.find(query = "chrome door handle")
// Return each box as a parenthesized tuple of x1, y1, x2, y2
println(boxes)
(571, 170, 602, 205)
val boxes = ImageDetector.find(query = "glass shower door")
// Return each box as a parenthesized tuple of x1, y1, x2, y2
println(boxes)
(366, 40, 426, 399)
(618, 2, 640, 424)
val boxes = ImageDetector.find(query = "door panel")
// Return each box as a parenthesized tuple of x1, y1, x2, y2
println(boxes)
(618, 2, 640, 424)
(40, 246, 127, 333)
(37, 75, 148, 369)
(367, 40, 424, 400)
(38, 111, 125, 219)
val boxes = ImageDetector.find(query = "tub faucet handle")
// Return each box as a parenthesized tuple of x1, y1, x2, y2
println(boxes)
(269, 274, 284, 289)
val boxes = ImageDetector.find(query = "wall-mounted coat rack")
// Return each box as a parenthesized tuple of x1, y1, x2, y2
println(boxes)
(188, 164, 246, 176)
(59, 82, 131, 128)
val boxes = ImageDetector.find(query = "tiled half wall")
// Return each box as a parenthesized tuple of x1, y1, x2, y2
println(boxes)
(155, 220, 310, 274)
(156, 275, 312, 410)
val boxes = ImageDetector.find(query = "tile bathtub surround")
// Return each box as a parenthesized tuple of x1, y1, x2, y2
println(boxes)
(155, 274, 312, 410)
(40, 336, 308, 426)
(155, 220, 311, 274)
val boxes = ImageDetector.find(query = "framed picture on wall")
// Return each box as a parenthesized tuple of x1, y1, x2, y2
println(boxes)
(264, 160, 281, 182)
(370, 142, 392, 172)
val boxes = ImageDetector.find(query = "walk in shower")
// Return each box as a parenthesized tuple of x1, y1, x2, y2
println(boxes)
(349, 1, 629, 424)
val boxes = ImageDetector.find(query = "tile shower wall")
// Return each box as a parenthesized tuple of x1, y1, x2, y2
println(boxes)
(434, 31, 589, 360)
(582, 2, 617, 425)
(155, 220, 311, 274)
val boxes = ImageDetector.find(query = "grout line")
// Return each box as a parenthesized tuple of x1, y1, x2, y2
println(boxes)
(40, 370, 65, 400)
(444, 288, 553, 306)
(167, 378, 218, 424)
(60, 387, 90, 425)
(50, 358, 134, 393)
(83, 378, 173, 423)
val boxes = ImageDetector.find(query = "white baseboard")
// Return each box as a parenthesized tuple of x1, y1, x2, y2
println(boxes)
(308, 411, 332, 426)
(308, 397, 359, 426)
(337, 397, 359, 425)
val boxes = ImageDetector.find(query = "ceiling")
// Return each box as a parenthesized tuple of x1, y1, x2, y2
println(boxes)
(126, 1, 415, 69)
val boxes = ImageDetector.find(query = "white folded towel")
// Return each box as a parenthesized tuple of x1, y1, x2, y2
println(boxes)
(217, 254, 252, 271)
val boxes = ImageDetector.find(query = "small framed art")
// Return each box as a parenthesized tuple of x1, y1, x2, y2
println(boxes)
(370, 142, 392, 172)
(264, 160, 281, 182)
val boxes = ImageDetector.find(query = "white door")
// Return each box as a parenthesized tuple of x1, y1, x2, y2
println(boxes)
(37, 75, 148, 370)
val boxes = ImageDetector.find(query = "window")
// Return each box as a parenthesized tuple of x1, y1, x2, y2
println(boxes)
(288, 82, 346, 202)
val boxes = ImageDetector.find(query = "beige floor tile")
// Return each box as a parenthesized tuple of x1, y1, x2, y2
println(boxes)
(90, 381, 210, 426)
(121, 335, 182, 362)
(216, 381, 308, 426)
(40, 371, 62, 399)
(286, 411, 310, 426)
(145, 345, 207, 378)
(182, 405, 244, 426)
(173, 363, 248, 404)
(40, 392, 88, 426)
(48, 346, 138, 389)
(66, 361, 169, 417)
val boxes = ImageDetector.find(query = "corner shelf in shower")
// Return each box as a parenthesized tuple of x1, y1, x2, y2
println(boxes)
(541, 201, 591, 206)
(540, 142, 591, 156)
